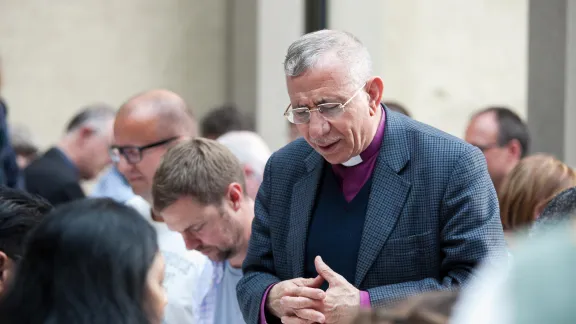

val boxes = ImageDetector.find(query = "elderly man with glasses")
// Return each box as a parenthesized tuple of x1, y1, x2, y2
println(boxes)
(111, 89, 213, 324)
(236, 30, 506, 324)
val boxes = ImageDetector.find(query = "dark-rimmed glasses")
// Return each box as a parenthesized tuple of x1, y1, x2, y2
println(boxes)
(283, 83, 366, 124)
(109, 137, 178, 164)
(474, 143, 502, 152)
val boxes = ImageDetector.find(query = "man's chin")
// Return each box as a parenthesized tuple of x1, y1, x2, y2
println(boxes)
(131, 185, 151, 198)
(203, 249, 233, 262)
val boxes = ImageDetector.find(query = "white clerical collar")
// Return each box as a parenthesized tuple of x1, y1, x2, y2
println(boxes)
(341, 155, 363, 167)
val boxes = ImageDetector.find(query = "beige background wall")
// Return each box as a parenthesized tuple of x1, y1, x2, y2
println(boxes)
(1, 0, 528, 151)
(331, 0, 528, 139)
(1, 0, 227, 148)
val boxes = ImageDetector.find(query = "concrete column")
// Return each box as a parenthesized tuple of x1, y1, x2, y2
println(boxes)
(528, 0, 576, 167)
(228, 0, 304, 151)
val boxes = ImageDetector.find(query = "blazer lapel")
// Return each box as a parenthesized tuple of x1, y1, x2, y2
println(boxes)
(287, 149, 324, 278)
(355, 109, 412, 286)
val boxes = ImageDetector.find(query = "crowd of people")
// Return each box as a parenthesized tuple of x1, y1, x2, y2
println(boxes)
(0, 29, 574, 324)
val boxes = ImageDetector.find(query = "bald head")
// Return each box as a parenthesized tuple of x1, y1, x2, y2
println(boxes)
(113, 90, 197, 202)
(116, 89, 196, 138)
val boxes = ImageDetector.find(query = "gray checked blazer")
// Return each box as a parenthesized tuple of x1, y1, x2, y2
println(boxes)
(236, 108, 506, 323)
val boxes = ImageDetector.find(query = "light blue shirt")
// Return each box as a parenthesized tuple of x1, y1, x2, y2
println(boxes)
(199, 261, 245, 324)
(91, 166, 134, 203)
(214, 262, 245, 324)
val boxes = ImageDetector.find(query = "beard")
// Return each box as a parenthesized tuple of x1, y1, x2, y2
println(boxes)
(198, 245, 236, 262)
(197, 209, 244, 262)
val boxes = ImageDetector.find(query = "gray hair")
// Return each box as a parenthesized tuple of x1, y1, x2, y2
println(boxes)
(9, 124, 39, 156)
(65, 103, 116, 134)
(284, 30, 373, 87)
(216, 131, 271, 180)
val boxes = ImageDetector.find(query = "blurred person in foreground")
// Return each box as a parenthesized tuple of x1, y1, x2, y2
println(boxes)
(201, 104, 254, 140)
(498, 154, 576, 245)
(112, 89, 212, 324)
(152, 138, 255, 324)
(0, 58, 23, 189)
(0, 187, 52, 296)
(237, 29, 505, 324)
(217, 131, 271, 199)
(24, 104, 115, 205)
(9, 124, 39, 170)
(532, 186, 576, 232)
(451, 216, 576, 324)
(354, 290, 459, 324)
(464, 107, 529, 195)
(0, 198, 167, 324)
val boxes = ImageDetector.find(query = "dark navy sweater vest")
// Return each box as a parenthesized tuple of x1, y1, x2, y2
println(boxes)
(304, 164, 372, 288)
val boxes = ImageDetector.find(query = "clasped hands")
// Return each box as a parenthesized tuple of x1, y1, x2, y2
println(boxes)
(266, 256, 360, 324)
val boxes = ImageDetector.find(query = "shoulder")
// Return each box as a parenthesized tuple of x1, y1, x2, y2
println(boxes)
(125, 196, 150, 216)
(388, 112, 480, 169)
(264, 137, 315, 178)
(271, 137, 314, 165)
(25, 149, 68, 175)
(401, 114, 472, 154)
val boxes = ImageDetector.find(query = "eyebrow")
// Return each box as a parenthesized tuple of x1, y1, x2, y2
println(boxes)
(295, 97, 340, 108)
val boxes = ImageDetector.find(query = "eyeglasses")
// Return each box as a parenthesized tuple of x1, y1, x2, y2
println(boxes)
(283, 83, 366, 124)
(109, 137, 178, 165)
(474, 143, 501, 152)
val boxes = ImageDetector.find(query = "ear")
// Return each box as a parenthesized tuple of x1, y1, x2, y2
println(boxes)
(366, 77, 384, 116)
(507, 139, 522, 160)
(243, 164, 254, 180)
(0, 251, 11, 291)
(226, 182, 244, 211)
(77, 125, 96, 141)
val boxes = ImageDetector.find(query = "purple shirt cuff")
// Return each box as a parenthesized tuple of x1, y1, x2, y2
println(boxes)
(259, 284, 276, 324)
(360, 291, 371, 308)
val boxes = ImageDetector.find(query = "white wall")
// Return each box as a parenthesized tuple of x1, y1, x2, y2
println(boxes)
(256, 0, 304, 151)
(0, 0, 227, 148)
(331, 0, 528, 138)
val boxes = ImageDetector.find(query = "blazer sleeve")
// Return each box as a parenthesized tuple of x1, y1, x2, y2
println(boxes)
(367, 145, 507, 307)
(237, 155, 282, 324)
(50, 181, 86, 206)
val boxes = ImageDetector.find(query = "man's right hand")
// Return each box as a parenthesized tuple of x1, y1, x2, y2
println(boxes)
(266, 276, 326, 322)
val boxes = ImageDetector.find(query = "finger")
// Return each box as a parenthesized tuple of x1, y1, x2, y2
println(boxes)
(280, 315, 311, 324)
(315, 256, 340, 284)
(294, 308, 326, 323)
(309, 275, 325, 288)
(286, 286, 325, 300)
(299, 275, 324, 288)
(281, 296, 324, 310)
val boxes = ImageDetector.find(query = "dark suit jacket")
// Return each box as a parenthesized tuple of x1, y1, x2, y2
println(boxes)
(24, 148, 85, 206)
(0, 99, 23, 189)
(237, 109, 507, 323)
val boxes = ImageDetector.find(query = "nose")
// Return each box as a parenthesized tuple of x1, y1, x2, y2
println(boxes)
(308, 112, 330, 138)
(182, 232, 201, 251)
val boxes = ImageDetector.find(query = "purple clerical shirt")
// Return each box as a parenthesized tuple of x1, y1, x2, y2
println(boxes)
(259, 108, 387, 323)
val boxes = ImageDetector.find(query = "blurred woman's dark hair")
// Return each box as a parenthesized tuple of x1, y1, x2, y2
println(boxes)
(0, 198, 159, 324)
(354, 290, 459, 324)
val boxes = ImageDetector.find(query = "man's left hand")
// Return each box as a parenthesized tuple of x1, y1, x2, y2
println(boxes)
(281, 256, 361, 324)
